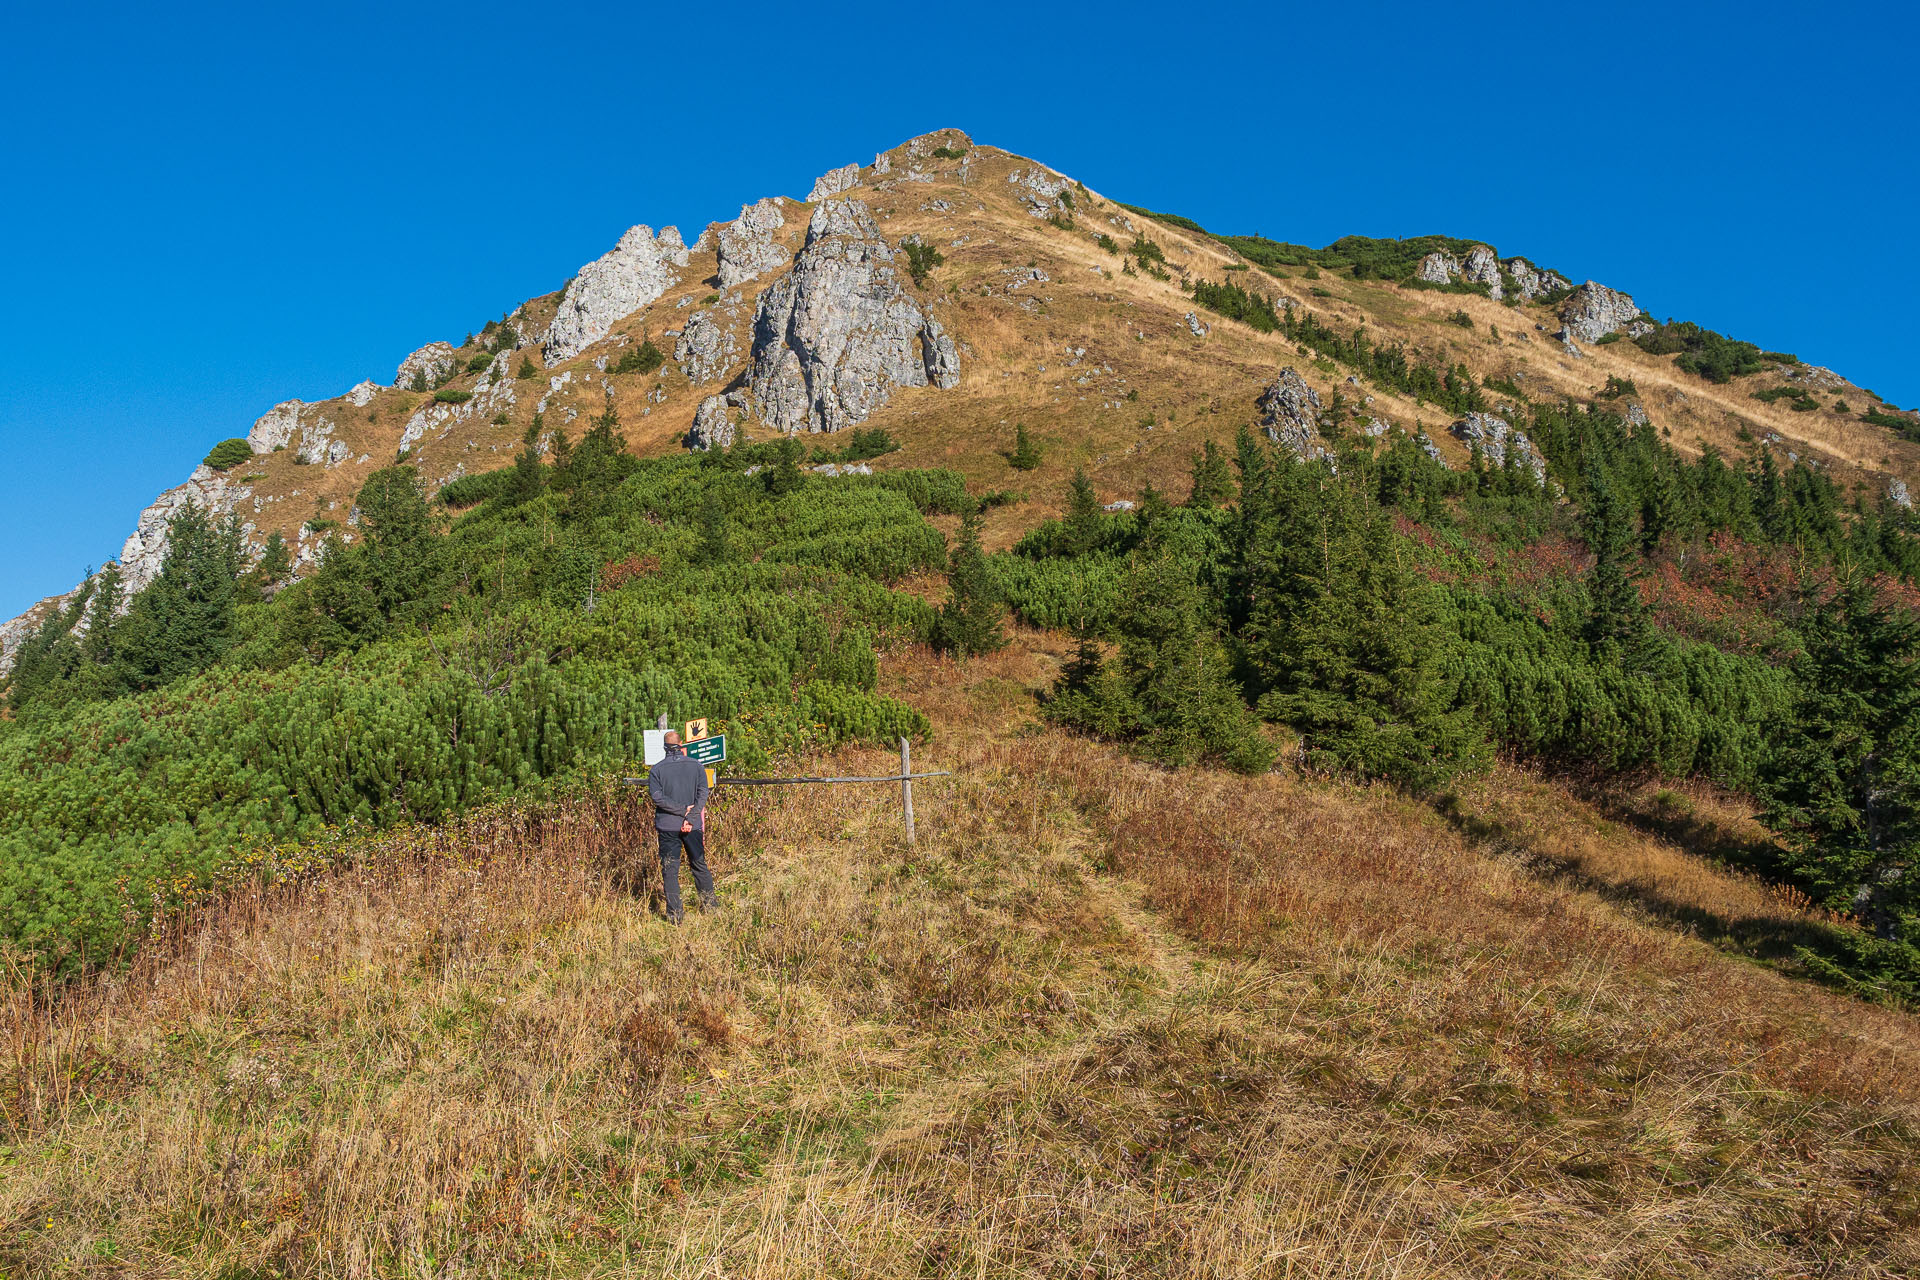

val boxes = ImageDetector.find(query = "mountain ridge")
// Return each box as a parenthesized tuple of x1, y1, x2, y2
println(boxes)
(6, 126, 1915, 671)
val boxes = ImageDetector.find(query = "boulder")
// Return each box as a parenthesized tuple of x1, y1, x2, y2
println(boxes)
(674, 308, 740, 385)
(716, 198, 790, 289)
(542, 225, 689, 365)
(345, 380, 379, 407)
(1450, 412, 1546, 484)
(1557, 281, 1640, 344)
(748, 199, 961, 434)
(1891, 478, 1912, 511)
(394, 342, 455, 390)
(1257, 368, 1330, 462)
(1460, 245, 1503, 299)
(1008, 167, 1072, 218)
(1185, 312, 1210, 338)
(807, 163, 862, 203)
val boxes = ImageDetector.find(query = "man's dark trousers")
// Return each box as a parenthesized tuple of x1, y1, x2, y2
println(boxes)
(658, 827, 714, 921)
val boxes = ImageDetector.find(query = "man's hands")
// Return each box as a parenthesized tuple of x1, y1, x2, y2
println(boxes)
(681, 804, 694, 834)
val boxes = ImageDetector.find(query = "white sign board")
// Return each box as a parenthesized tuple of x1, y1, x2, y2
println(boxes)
(643, 729, 666, 766)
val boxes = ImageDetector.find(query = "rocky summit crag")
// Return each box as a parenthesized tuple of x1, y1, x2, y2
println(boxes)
(5, 125, 1917, 670)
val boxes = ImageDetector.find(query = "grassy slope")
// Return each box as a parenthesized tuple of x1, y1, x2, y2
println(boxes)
(5, 634, 1917, 1278)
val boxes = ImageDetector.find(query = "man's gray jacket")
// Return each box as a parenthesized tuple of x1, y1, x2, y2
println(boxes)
(648, 749, 709, 832)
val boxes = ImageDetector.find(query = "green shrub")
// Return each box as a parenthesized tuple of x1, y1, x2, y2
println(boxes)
(930, 145, 967, 160)
(466, 352, 493, 373)
(902, 239, 944, 286)
(1635, 320, 1766, 383)
(434, 389, 473, 404)
(1009, 424, 1042, 471)
(1448, 309, 1473, 329)
(203, 439, 254, 471)
(613, 339, 664, 375)
(1191, 278, 1280, 332)
(517, 357, 538, 380)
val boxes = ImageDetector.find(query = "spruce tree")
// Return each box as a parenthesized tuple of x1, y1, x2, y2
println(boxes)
(765, 436, 805, 496)
(933, 509, 1005, 658)
(1009, 423, 1042, 470)
(114, 504, 245, 691)
(1759, 572, 1920, 938)
(1581, 466, 1649, 660)
(1186, 439, 1236, 508)
(1063, 468, 1103, 555)
(507, 418, 547, 505)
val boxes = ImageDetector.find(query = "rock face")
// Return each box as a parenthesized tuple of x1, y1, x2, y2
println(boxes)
(715, 198, 789, 289)
(542, 225, 688, 365)
(808, 164, 862, 202)
(1460, 245, 1503, 298)
(686, 394, 736, 450)
(748, 199, 961, 435)
(1257, 368, 1330, 462)
(1416, 252, 1460, 285)
(395, 342, 455, 390)
(346, 380, 379, 407)
(246, 400, 307, 452)
(1505, 259, 1571, 301)
(245, 400, 350, 466)
(1891, 478, 1913, 511)
(674, 307, 740, 385)
(1450, 412, 1546, 484)
(1557, 281, 1640, 344)
(118, 465, 246, 595)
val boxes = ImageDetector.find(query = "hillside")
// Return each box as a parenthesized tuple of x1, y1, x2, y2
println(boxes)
(3, 127, 1920, 1276)
(4, 127, 1916, 660)
(5, 650, 1919, 1276)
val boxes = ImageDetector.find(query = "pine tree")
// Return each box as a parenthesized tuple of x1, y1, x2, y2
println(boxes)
(246, 532, 292, 600)
(114, 504, 245, 691)
(507, 418, 547, 504)
(933, 509, 1005, 658)
(765, 436, 805, 496)
(696, 492, 732, 565)
(1759, 572, 1920, 938)
(1063, 468, 1103, 555)
(1009, 423, 1042, 470)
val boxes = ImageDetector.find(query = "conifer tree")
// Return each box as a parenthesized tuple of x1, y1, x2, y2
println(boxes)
(1581, 466, 1650, 659)
(765, 436, 805, 496)
(1186, 439, 1235, 508)
(933, 509, 1005, 658)
(1063, 468, 1103, 555)
(1009, 423, 1042, 470)
(696, 492, 732, 565)
(1759, 572, 1920, 938)
(114, 504, 245, 691)
(507, 418, 547, 505)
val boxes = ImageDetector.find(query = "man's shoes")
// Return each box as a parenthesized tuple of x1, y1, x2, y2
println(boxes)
(668, 908, 685, 926)
(698, 891, 720, 913)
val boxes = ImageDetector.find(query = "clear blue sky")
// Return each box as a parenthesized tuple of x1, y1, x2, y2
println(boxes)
(2, 0, 1914, 619)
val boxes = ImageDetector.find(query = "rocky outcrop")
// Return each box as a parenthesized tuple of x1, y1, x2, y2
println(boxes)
(399, 354, 518, 453)
(395, 342, 455, 390)
(674, 307, 740, 385)
(118, 465, 247, 595)
(1008, 167, 1072, 218)
(747, 199, 961, 435)
(1415, 429, 1448, 467)
(1257, 368, 1330, 462)
(807, 164, 862, 203)
(715, 198, 789, 288)
(246, 400, 350, 467)
(1450, 412, 1545, 484)
(1185, 312, 1210, 338)
(686, 394, 736, 450)
(1557, 281, 1640, 344)
(1505, 259, 1571, 301)
(1416, 252, 1460, 285)
(1891, 478, 1913, 511)
(1460, 246, 1503, 298)
(246, 400, 307, 452)
(542, 225, 688, 365)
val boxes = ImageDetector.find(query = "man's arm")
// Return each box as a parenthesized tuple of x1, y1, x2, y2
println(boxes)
(692, 767, 709, 817)
(647, 768, 670, 813)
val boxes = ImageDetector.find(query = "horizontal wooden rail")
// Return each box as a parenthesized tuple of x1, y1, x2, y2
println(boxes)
(621, 772, 950, 786)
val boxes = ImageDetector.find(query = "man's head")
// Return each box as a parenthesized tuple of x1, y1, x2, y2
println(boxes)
(663, 730, 682, 750)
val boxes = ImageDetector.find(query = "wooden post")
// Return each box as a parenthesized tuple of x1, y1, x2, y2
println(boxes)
(900, 736, 916, 847)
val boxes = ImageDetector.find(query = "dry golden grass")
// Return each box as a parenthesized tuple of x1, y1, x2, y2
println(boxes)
(5, 636, 1918, 1277)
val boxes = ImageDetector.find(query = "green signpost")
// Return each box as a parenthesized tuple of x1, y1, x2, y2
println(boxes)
(685, 735, 726, 765)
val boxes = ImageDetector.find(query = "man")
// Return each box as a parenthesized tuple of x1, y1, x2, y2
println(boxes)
(647, 729, 717, 923)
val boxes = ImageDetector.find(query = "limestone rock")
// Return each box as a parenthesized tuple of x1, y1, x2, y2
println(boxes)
(1185, 312, 1210, 338)
(748, 199, 962, 434)
(1556, 281, 1640, 344)
(716, 198, 789, 289)
(346, 380, 379, 407)
(674, 308, 740, 385)
(807, 163, 862, 203)
(1415, 429, 1448, 467)
(1506, 259, 1572, 301)
(246, 400, 308, 452)
(1008, 167, 1072, 218)
(1257, 368, 1330, 462)
(1624, 403, 1650, 427)
(686, 394, 736, 450)
(542, 224, 688, 365)
(1103, 500, 1135, 512)
(118, 465, 243, 595)
(394, 342, 455, 390)
(1461, 246, 1503, 299)
(1416, 252, 1460, 285)
(1450, 412, 1545, 484)
(1891, 478, 1912, 511)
